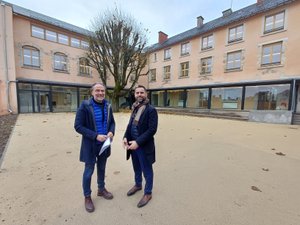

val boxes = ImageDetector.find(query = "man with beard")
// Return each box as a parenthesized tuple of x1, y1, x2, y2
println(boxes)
(123, 85, 158, 208)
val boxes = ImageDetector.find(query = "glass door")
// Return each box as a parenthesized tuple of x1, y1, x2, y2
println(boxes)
(33, 91, 50, 112)
(297, 85, 300, 112)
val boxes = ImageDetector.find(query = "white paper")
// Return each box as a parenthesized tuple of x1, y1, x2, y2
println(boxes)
(99, 138, 111, 156)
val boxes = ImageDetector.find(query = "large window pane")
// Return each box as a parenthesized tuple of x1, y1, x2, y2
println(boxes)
(19, 91, 33, 113)
(79, 88, 90, 103)
(166, 90, 185, 107)
(151, 91, 164, 107)
(186, 89, 208, 108)
(32, 26, 44, 39)
(52, 86, 77, 112)
(46, 30, 57, 42)
(244, 84, 290, 110)
(211, 87, 242, 109)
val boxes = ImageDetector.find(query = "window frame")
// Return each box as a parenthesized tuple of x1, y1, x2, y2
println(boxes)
(181, 42, 190, 56)
(54, 52, 68, 72)
(22, 46, 40, 68)
(228, 24, 244, 43)
(164, 48, 171, 60)
(264, 11, 285, 34)
(179, 62, 189, 78)
(201, 34, 214, 50)
(200, 57, 212, 75)
(149, 69, 157, 82)
(163, 65, 171, 80)
(79, 57, 90, 75)
(261, 41, 283, 67)
(226, 50, 242, 71)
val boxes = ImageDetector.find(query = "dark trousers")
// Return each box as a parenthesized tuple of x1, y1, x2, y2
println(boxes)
(82, 154, 107, 197)
(131, 148, 153, 195)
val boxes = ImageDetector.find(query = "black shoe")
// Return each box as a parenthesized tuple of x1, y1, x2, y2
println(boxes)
(127, 186, 142, 196)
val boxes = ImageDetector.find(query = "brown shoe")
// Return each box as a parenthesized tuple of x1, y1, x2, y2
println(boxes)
(127, 186, 142, 196)
(97, 188, 113, 200)
(85, 196, 95, 213)
(137, 194, 152, 208)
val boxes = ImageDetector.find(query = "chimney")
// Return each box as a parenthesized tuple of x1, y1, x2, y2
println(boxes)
(158, 31, 168, 44)
(197, 16, 204, 27)
(257, 0, 264, 4)
(222, 8, 232, 17)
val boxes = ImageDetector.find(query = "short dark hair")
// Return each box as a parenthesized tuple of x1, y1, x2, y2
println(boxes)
(90, 82, 106, 94)
(134, 85, 147, 92)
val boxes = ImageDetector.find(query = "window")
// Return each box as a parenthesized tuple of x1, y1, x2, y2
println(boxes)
(79, 58, 90, 75)
(264, 11, 285, 34)
(23, 46, 40, 68)
(228, 25, 243, 43)
(153, 53, 157, 62)
(200, 57, 212, 75)
(81, 40, 89, 49)
(31, 26, 44, 39)
(71, 38, 80, 48)
(163, 66, 171, 80)
(149, 69, 156, 82)
(58, 34, 69, 45)
(202, 34, 213, 50)
(261, 42, 282, 66)
(226, 51, 242, 71)
(180, 62, 189, 77)
(245, 84, 289, 110)
(181, 42, 190, 56)
(54, 53, 67, 71)
(46, 30, 57, 42)
(164, 48, 171, 60)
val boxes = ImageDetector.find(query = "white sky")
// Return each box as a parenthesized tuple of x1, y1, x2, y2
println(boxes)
(5, 0, 256, 45)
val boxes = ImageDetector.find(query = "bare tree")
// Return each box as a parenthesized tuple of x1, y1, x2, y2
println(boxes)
(86, 8, 148, 111)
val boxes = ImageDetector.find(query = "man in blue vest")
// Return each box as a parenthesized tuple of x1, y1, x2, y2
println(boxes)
(123, 85, 158, 208)
(75, 83, 115, 213)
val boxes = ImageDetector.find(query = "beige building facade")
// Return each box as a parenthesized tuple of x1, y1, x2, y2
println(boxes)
(0, 1, 146, 115)
(1, 0, 300, 124)
(146, 0, 300, 124)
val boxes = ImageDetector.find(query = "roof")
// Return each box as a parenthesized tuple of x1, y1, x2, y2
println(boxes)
(146, 0, 295, 53)
(1, 0, 91, 36)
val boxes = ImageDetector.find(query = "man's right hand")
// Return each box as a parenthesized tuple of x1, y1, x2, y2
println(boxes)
(96, 134, 107, 142)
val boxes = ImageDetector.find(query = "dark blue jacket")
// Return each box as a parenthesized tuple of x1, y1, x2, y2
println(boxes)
(74, 98, 115, 164)
(124, 104, 158, 164)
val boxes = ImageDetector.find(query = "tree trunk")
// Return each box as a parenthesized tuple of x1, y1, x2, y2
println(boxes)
(111, 96, 120, 112)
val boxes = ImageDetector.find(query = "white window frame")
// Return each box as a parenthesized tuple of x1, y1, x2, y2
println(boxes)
(226, 50, 242, 71)
(228, 25, 244, 43)
(264, 11, 285, 34)
(202, 34, 213, 50)
(181, 42, 190, 56)
(200, 57, 212, 75)
(22, 46, 40, 68)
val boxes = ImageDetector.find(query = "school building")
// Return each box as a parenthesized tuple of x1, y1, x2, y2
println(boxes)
(1, 0, 300, 124)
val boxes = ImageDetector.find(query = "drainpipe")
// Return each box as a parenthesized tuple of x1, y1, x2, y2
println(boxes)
(1, 2, 12, 113)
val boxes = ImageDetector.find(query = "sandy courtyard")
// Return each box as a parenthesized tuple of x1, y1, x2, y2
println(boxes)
(0, 113, 300, 225)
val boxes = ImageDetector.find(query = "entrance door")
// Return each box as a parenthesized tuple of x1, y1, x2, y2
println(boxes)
(33, 91, 50, 112)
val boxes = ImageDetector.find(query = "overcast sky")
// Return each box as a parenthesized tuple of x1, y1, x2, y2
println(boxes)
(5, 0, 256, 45)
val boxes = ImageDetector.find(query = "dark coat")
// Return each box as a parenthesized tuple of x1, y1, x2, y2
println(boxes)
(124, 104, 158, 164)
(74, 98, 115, 164)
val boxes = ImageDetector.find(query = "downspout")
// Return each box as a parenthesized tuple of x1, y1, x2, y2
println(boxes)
(1, 2, 12, 113)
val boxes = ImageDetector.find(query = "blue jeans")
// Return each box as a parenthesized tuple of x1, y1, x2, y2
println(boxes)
(131, 148, 153, 195)
(82, 154, 107, 197)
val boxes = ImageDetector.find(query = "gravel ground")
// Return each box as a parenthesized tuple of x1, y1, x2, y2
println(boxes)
(0, 114, 18, 160)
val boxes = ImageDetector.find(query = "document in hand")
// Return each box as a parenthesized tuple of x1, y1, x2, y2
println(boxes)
(99, 138, 111, 156)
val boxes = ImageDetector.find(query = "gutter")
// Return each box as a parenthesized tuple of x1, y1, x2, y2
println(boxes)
(1, 2, 12, 113)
